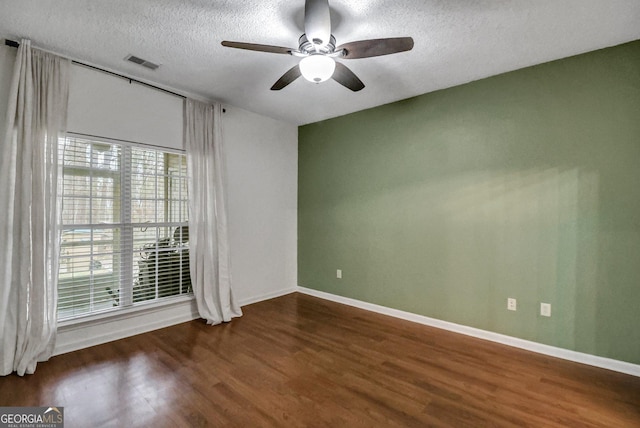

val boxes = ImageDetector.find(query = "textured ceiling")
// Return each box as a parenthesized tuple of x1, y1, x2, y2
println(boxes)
(1, 0, 639, 125)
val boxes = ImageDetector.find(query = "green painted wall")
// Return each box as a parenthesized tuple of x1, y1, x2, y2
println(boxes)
(298, 40, 640, 364)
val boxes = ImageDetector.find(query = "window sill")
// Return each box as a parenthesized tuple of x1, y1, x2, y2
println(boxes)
(57, 294, 196, 331)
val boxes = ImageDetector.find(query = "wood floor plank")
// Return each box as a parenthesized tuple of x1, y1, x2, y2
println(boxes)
(1, 292, 639, 427)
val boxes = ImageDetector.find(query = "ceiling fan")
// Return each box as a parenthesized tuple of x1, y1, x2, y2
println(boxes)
(221, 0, 414, 92)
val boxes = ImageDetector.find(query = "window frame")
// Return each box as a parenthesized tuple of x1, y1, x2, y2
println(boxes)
(58, 133, 193, 324)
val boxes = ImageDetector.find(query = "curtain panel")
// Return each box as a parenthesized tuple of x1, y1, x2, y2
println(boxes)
(184, 99, 242, 324)
(0, 40, 70, 376)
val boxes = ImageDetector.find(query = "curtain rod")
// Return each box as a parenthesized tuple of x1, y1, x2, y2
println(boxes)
(4, 39, 226, 112)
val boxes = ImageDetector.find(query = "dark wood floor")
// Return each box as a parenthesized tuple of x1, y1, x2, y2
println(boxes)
(1, 293, 639, 427)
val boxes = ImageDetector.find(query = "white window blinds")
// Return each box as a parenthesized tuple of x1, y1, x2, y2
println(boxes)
(58, 135, 190, 320)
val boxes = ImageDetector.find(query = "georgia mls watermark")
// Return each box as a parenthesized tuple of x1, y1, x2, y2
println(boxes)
(0, 407, 63, 428)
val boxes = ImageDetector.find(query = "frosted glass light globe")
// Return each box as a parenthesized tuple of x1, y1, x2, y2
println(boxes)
(299, 55, 336, 83)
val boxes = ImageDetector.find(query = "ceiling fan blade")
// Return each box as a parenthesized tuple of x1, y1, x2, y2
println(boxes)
(304, 0, 331, 48)
(221, 41, 293, 55)
(332, 62, 364, 92)
(337, 37, 414, 59)
(271, 65, 302, 90)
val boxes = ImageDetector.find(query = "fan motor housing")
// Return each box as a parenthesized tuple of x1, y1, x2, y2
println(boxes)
(298, 34, 336, 55)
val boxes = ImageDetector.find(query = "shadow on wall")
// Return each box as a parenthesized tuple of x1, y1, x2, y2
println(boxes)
(301, 148, 640, 364)
(313, 166, 614, 359)
(438, 167, 599, 354)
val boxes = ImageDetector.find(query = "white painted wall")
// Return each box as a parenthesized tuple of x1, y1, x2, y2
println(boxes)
(0, 48, 298, 354)
(223, 106, 298, 305)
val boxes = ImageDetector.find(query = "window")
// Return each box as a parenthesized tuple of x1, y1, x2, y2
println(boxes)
(58, 135, 190, 320)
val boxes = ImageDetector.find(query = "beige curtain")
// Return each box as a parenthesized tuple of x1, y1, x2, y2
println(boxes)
(0, 40, 70, 376)
(184, 99, 242, 324)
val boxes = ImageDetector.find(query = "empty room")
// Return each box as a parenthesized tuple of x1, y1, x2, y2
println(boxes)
(0, 0, 639, 426)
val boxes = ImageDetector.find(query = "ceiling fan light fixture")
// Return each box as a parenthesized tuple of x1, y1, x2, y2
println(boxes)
(221, 0, 414, 91)
(299, 55, 335, 83)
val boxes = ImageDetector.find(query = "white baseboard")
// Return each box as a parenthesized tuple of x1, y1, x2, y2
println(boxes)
(238, 286, 297, 307)
(297, 286, 640, 378)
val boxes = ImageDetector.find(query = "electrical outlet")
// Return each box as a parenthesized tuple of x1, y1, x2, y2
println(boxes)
(541, 303, 551, 317)
(507, 298, 517, 311)
(336, 269, 342, 279)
